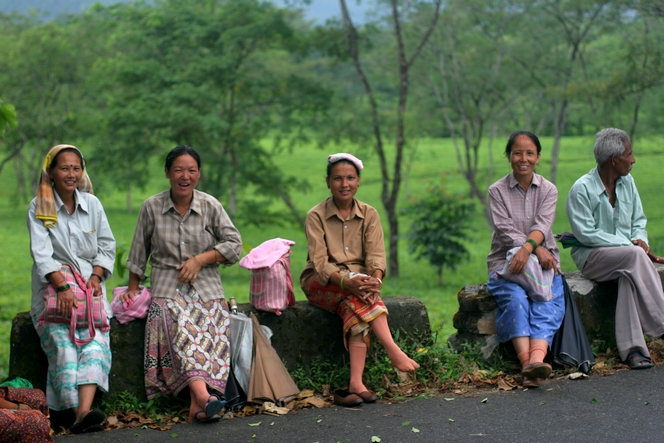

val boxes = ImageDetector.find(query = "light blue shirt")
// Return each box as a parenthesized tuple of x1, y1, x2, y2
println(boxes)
(565, 167, 647, 270)
(27, 189, 116, 317)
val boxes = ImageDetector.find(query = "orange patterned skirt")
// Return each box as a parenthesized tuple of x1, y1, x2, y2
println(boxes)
(306, 279, 388, 348)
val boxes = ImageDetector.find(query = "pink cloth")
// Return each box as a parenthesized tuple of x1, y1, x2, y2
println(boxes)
(239, 238, 295, 269)
(111, 286, 152, 324)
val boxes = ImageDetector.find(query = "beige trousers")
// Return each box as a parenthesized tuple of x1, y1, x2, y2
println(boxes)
(582, 245, 664, 361)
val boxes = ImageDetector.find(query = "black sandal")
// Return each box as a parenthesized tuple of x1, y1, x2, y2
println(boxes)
(626, 351, 653, 370)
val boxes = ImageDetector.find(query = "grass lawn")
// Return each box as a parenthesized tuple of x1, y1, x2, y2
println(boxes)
(1, 134, 663, 380)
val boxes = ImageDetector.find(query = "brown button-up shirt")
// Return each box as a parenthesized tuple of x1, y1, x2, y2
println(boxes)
(126, 190, 242, 302)
(300, 197, 386, 291)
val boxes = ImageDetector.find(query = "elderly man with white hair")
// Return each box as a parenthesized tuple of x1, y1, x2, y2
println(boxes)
(566, 128, 664, 370)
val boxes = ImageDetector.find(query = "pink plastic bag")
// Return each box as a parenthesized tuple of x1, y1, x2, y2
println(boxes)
(111, 286, 152, 324)
(249, 251, 295, 315)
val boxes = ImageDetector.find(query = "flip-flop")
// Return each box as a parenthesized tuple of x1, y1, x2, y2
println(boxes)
(193, 409, 222, 424)
(204, 394, 226, 418)
(627, 351, 654, 370)
(70, 408, 105, 434)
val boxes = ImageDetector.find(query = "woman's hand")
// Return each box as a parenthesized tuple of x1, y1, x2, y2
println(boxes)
(57, 288, 78, 317)
(177, 256, 203, 285)
(86, 276, 103, 297)
(508, 246, 530, 274)
(633, 239, 650, 253)
(344, 275, 380, 304)
(119, 287, 141, 303)
(534, 247, 556, 270)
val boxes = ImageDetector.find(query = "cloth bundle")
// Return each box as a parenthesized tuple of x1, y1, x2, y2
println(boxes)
(111, 286, 152, 324)
(38, 263, 109, 346)
(497, 247, 555, 302)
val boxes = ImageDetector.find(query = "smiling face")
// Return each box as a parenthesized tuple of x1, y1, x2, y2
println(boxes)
(165, 154, 200, 200)
(49, 152, 83, 197)
(509, 135, 540, 183)
(326, 161, 360, 206)
(612, 141, 635, 176)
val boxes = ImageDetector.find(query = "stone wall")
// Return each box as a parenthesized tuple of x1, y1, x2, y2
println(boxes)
(10, 296, 431, 402)
(449, 265, 664, 358)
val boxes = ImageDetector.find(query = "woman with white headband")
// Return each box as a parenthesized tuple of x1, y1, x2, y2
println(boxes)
(300, 153, 419, 407)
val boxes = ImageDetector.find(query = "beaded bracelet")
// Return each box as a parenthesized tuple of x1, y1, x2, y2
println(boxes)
(56, 283, 70, 292)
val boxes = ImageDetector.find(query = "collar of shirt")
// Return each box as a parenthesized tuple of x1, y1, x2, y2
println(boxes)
(587, 166, 627, 197)
(323, 197, 365, 221)
(508, 171, 542, 190)
(160, 189, 204, 216)
(54, 188, 89, 214)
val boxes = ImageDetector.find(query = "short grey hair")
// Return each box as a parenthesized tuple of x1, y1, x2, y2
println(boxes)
(594, 128, 630, 165)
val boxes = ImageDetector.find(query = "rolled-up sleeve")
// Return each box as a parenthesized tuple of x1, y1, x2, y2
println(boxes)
(212, 204, 242, 265)
(489, 186, 528, 248)
(363, 209, 386, 276)
(630, 188, 648, 243)
(305, 211, 339, 285)
(126, 202, 153, 280)
(529, 185, 557, 241)
(27, 201, 61, 283)
(92, 203, 116, 279)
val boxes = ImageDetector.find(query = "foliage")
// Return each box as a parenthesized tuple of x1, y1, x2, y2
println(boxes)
(0, 99, 17, 135)
(103, 391, 187, 417)
(87, 0, 330, 221)
(402, 185, 475, 285)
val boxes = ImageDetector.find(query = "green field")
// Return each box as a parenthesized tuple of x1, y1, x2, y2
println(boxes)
(2, 135, 663, 380)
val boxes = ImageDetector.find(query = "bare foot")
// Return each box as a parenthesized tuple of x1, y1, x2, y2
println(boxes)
(387, 349, 420, 372)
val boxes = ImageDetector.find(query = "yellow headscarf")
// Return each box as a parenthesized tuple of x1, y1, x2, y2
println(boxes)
(35, 144, 93, 228)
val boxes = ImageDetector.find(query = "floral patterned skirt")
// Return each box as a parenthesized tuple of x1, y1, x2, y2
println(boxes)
(144, 288, 231, 400)
(0, 387, 53, 442)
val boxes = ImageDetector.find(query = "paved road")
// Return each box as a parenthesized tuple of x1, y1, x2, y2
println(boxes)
(56, 366, 664, 442)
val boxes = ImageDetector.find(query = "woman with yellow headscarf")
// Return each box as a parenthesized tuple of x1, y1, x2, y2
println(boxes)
(27, 144, 116, 434)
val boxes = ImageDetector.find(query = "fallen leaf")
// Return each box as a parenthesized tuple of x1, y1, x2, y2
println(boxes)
(444, 398, 455, 401)
(401, 421, 411, 426)
(569, 372, 588, 380)
(590, 398, 598, 404)
(107, 415, 119, 426)
(412, 427, 420, 433)
(263, 402, 290, 415)
(481, 398, 488, 403)
(298, 389, 315, 399)
(448, 418, 455, 423)
(248, 422, 262, 427)
(371, 437, 381, 442)
(539, 401, 545, 406)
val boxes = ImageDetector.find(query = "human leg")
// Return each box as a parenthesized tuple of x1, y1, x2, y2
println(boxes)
(369, 313, 419, 372)
(582, 246, 664, 362)
(348, 334, 369, 395)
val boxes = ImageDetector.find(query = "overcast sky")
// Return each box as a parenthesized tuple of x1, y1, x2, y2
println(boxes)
(270, 0, 368, 23)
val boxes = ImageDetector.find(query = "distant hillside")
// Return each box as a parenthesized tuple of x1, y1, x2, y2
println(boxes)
(0, 0, 133, 17)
